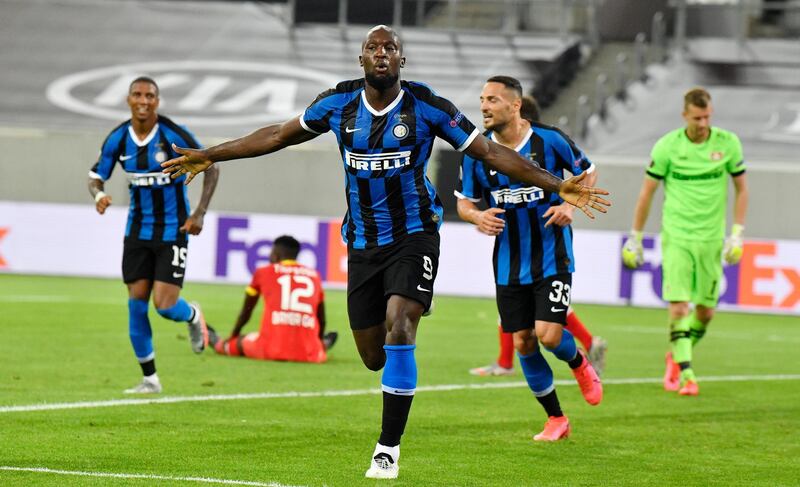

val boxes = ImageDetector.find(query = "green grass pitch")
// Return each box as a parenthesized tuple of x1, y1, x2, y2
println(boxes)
(1, 274, 799, 486)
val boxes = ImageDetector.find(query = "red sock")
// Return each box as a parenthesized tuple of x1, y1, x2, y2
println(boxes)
(565, 310, 593, 351)
(497, 325, 514, 369)
(216, 337, 243, 356)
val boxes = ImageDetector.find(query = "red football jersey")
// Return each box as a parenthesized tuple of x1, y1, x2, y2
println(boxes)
(248, 260, 326, 363)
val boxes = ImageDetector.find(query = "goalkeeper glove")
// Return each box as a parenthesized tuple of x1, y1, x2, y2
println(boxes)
(723, 223, 744, 265)
(622, 231, 644, 269)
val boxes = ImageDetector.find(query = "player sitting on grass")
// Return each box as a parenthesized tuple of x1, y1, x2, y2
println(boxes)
(207, 235, 337, 363)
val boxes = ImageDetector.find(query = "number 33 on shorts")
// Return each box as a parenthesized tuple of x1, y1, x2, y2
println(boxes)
(549, 280, 571, 311)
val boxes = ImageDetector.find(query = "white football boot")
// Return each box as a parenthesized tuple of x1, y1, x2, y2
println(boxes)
(187, 302, 209, 353)
(587, 336, 608, 377)
(365, 443, 399, 479)
(123, 377, 162, 394)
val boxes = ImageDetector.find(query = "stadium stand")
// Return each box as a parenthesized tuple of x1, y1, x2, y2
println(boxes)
(1, 0, 797, 237)
(687, 38, 800, 88)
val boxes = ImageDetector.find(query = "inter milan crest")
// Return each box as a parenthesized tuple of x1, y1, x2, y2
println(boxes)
(392, 123, 409, 140)
(710, 151, 724, 161)
(526, 152, 541, 168)
(155, 151, 167, 163)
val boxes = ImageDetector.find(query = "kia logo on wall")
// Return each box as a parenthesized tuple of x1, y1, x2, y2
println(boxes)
(46, 61, 340, 126)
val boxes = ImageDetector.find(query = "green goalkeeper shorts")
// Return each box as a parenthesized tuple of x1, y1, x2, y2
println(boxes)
(661, 235, 723, 307)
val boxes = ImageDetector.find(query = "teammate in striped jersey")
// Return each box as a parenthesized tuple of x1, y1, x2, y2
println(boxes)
(88, 76, 219, 394)
(456, 77, 604, 441)
(468, 95, 607, 379)
(162, 26, 610, 479)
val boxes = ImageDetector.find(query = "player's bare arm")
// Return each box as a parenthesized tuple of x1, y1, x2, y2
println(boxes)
(161, 117, 318, 184)
(723, 173, 749, 265)
(456, 198, 505, 236)
(631, 176, 660, 232)
(180, 164, 220, 235)
(732, 173, 748, 226)
(230, 292, 259, 339)
(317, 301, 327, 340)
(465, 135, 610, 218)
(88, 178, 112, 215)
(622, 174, 660, 268)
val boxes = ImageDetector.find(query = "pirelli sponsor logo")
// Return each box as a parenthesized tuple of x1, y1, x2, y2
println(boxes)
(345, 150, 412, 172)
(671, 169, 724, 181)
(126, 171, 173, 187)
(491, 186, 544, 204)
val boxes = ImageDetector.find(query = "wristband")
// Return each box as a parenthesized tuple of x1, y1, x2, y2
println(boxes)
(731, 223, 744, 238)
(94, 191, 107, 203)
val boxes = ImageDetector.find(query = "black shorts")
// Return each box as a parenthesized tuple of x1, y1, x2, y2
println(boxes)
(496, 273, 572, 333)
(347, 231, 440, 330)
(122, 238, 188, 287)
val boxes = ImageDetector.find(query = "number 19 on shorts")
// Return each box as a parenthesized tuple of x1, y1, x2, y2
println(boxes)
(171, 245, 187, 269)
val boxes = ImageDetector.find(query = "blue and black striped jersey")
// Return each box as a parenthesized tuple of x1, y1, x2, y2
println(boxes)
(89, 115, 201, 243)
(300, 79, 479, 249)
(456, 124, 594, 285)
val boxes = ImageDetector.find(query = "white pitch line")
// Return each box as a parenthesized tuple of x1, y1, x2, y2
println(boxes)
(0, 466, 304, 487)
(0, 294, 121, 305)
(2, 374, 799, 414)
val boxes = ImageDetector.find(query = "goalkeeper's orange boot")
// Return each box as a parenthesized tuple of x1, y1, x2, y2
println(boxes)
(679, 380, 699, 396)
(571, 350, 603, 405)
(533, 416, 570, 441)
(663, 352, 680, 391)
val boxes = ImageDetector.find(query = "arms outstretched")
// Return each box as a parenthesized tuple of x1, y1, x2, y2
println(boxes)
(161, 117, 317, 184)
(464, 135, 611, 219)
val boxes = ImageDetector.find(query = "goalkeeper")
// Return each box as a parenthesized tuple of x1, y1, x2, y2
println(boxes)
(622, 87, 749, 396)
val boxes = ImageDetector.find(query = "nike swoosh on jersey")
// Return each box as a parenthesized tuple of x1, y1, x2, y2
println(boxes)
(489, 170, 497, 176)
(550, 306, 565, 313)
(345, 127, 361, 133)
(173, 272, 184, 278)
(119, 155, 134, 161)
(416, 285, 431, 293)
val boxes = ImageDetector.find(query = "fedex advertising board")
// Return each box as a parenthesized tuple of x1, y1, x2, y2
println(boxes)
(1, 201, 797, 315)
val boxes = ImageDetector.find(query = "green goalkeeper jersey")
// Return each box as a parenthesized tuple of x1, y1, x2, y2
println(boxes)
(647, 127, 745, 241)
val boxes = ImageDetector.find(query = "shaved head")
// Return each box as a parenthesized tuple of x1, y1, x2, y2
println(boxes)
(363, 25, 403, 53)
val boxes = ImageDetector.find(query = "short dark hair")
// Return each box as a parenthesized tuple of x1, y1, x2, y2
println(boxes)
(486, 75, 522, 98)
(273, 235, 301, 260)
(520, 95, 541, 123)
(129, 76, 159, 96)
(684, 87, 710, 110)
